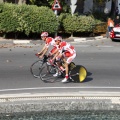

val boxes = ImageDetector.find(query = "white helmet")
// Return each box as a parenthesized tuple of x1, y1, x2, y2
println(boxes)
(54, 36, 62, 41)
(41, 32, 48, 37)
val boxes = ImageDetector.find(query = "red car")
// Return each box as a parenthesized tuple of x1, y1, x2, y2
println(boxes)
(110, 24, 120, 41)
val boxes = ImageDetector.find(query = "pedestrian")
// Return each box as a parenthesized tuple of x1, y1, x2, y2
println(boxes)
(107, 18, 114, 35)
(115, 7, 119, 16)
(114, 16, 120, 26)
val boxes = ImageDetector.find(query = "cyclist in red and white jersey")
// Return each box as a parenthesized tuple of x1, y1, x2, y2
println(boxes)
(52, 36, 76, 83)
(37, 32, 58, 58)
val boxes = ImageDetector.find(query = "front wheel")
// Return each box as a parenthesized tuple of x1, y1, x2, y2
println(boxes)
(30, 60, 44, 78)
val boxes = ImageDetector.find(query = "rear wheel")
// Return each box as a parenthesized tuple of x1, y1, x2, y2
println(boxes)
(70, 65, 87, 83)
(69, 62, 76, 71)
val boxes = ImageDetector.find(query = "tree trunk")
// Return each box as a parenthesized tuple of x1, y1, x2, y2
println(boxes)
(0, 0, 4, 3)
(111, 0, 116, 17)
(18, 0, 26, 4)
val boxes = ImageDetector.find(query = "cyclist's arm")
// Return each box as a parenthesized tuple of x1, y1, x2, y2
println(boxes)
(52, 50, 60, 61)
(38, 45, 46, 55)
(51, 49, 59, 56)
(40, 47, 48, 57)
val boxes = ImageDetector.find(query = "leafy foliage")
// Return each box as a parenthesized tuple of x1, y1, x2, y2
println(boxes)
(62, 14, 96, 33)
(0, 3, 58, 35)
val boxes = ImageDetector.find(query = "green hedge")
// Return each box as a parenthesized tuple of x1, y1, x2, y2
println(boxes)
(0, 3, 105, 38)
(0, 3, 58, 36)
(58, 13, 104, 35)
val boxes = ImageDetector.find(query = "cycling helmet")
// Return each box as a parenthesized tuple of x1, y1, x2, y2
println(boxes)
(41, 32, 48, 37)
(54, 36, 62, 41)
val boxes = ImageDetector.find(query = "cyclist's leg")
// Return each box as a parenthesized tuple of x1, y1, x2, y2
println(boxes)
(53, 54, 62, 77)
(61, 52, 76, 83)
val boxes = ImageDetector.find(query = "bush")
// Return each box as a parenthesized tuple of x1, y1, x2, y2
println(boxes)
(0, 3, 59, 36)
(62, 14, 95, 34)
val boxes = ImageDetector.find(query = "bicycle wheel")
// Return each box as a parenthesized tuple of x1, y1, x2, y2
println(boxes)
(30, 60, 44, 78)
(69, 62, 76, 71)
(70, 65, 87, 82)
(39, 63, 57, 82)
(79, 66, 87, 82)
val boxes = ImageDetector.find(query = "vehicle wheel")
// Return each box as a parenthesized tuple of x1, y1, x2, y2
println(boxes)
(111, 38, 115, 41)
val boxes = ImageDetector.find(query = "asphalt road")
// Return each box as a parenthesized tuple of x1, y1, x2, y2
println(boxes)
(0, 38, 120, 95)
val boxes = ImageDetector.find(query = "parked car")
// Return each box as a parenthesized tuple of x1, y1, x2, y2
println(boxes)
(110, 24, 120, 41)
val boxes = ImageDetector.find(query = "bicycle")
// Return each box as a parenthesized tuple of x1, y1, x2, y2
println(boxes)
(30, 54, 87, 83)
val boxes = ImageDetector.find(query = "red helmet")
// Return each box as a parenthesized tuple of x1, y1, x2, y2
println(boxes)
(41, 32, 48, 37)
(54, 36, 62, 41)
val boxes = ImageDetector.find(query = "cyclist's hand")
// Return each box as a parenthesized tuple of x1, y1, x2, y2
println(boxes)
(39, 55, 43, 59)
(35, 53, 40, 57)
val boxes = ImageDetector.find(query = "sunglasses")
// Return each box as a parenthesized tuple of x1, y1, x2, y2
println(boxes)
(55, 40, 61, 42)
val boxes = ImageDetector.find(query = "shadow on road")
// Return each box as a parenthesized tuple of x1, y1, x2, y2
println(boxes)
(42, 65, 93, 83)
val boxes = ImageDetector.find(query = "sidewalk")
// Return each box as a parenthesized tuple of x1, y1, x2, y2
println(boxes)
(0, 35, 106, 45)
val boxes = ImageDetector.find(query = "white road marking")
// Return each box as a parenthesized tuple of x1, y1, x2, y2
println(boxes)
(0, 87, 120, 92)
(73, 45, 90, 47)
(97, 45, 113, 47)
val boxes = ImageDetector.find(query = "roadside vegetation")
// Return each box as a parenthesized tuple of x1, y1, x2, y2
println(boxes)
(0, 3, 107, 39)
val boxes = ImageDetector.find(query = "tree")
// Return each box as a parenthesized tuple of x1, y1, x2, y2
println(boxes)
(27, 0, 70, 13)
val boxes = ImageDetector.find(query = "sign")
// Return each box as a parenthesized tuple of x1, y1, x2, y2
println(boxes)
(70, 5, 77, 14)
(70, 0, 77, 16)
(52, 0, 62, 10)
(71, 0, 77, 5)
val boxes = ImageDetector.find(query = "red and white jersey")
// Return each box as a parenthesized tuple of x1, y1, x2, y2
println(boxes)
(59, 41, 76, 55)
(45, 37, 56, 48)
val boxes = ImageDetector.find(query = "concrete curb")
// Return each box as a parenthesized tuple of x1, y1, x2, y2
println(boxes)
(13, 40, 31, 44)
(0, 92, 120, 99)
(72, 36, 105, 42)
(0, 92, 120, 113)
(74, 38, 87, 42)
(94, 36, 103, 40)
(0, 36, 106, 45)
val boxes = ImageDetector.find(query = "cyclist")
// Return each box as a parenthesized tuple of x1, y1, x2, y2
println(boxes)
(37, 32, 58, 59)
(52, 36, 76, 83)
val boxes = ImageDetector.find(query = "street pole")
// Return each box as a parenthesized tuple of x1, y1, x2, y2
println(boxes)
(54, 10, 58, 37)
(70, 0, 77, 37)
(52, 0, 62, 37)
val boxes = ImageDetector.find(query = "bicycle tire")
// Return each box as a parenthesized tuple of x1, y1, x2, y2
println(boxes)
(39, 63, 57, 82)
(30, 60, 44, 78)
(69, 62, 76, 71)
(70, 65, 87, 83)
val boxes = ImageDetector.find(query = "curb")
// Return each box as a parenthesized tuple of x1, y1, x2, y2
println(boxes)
(74, 38, 87, 42)
(72, 36, 105, 42)
(94, 36, 103, 40)
(0, 92, 120, 114)
(0, 92, 120, 98)
(13, 40, 31, 44)
(0, 36, 106, 45)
